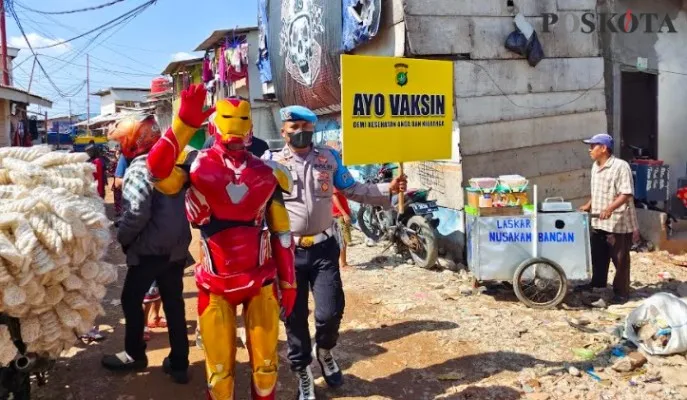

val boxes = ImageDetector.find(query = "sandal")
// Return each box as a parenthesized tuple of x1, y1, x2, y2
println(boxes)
(80, 327, 106, 343)
(147, 317, 167, 329)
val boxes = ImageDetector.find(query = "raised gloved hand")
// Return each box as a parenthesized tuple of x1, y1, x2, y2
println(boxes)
(280, 287, 297, 319)
(178, 84, 215, 128)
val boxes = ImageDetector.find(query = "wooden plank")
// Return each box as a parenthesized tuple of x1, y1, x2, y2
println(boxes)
(405, 15, 471, 55)
(556, 0, 596, 11)
(460, 111, 607, 155)
(403, 0, 557, 17)
(462, 140, 592, 181)
(454, 58, 604, 98)
(456, 88, 606, 126)
(471, 15, 600, 59)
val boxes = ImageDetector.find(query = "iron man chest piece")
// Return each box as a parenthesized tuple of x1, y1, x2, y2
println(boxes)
(226, 182, 248, 203)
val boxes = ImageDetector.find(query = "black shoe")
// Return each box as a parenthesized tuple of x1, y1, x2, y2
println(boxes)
(573, 283, 604, 293)
(313, 344, 343, 388)
(609, 295, 629, 305)
(162, 357, 189, 384)
(101, 352, 147, 371)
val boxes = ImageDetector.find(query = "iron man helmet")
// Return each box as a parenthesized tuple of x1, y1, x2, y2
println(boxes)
(210, 97, 252, 145)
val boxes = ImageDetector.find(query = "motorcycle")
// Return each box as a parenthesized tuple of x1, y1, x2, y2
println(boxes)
(357, 165, 441, 269)
(0, 314, 54, 400)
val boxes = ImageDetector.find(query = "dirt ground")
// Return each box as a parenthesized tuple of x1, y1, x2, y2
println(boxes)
(30, 192, 687, 400)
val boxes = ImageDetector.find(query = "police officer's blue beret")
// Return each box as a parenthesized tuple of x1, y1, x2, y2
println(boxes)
(279, 105, 317, 123)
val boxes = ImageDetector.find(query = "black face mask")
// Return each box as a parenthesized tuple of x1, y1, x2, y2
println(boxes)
(289, 130, 314, 149)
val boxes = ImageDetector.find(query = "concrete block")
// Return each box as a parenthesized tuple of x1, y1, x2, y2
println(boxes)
(403, 0, 557, 16)
(528, 168, 591, 202)
(353, 22, 405, 57)
(381, 0, 405, 27)
(456, 88, 606, 126)
(471, 15, 600, 59)
(460, 111, 607, 155)
(454, 58, 604, 98)
(405, 161, 464, 209)
(556, 0, 597, 11)
(462, 140, 592, 180)
(405, 15, 471, 55)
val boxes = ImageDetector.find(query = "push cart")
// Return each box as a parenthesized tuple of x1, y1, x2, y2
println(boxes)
(466, 186, 592, 309)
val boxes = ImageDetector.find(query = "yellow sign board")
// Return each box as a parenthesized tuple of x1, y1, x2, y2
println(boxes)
(341, 54, 454, 166)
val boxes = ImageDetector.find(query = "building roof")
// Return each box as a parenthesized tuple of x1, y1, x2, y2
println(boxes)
(92, 87, 150, 96)
(161, 57, 203, 75)
(0, 85, 52, 107)
(194, 26, 258, 51)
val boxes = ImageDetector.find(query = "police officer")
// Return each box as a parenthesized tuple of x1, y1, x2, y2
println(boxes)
(264, 106, 407, 400)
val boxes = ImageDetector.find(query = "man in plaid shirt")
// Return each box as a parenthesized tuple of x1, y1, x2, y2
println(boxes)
(577, 133, 639, 304)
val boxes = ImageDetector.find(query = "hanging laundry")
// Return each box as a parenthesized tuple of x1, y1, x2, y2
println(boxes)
(342, 0, 382, 52)
(218, 45, 228, 84)
(202, 52, 213, 82)
(256, 0, 273, 84)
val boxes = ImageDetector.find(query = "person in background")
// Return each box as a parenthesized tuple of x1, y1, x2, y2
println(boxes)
(112, 148, 128, 224)
(85, 144, 106, 199)
(142, 282, 165, 341)
(576, 133, 640, 305)
(202, 126, 270, 157)
(332, 188, 353, 269)
(101, 115, 191, 384)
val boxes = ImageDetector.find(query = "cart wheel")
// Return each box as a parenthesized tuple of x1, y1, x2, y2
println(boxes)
(513, 257, 568, 309)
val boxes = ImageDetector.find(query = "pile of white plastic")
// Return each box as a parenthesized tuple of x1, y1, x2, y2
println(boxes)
(0, 146, 117, 366)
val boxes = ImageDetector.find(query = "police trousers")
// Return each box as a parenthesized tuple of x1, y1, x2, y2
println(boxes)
(285, 236, 345, 371)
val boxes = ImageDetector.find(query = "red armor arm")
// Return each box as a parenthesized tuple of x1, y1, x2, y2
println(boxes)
(147, 84, 214, 193)
(266, 189, 296, 317)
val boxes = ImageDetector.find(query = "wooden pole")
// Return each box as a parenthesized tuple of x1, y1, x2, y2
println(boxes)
(0, 0, 9, 86)
(27, 57, 36, 93)
(86, 54, 90, 135)
(398, 162, 405, 213)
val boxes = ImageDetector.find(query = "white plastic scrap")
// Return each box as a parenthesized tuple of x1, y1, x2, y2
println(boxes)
(0, 145, 117, 365)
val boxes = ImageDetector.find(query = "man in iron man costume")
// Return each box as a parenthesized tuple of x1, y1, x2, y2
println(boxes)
(146, 84, 297, 400)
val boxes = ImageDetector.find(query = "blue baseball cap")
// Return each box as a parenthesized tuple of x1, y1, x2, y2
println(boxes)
(279, 105, 317, 123)
(583, 133, 614, 148)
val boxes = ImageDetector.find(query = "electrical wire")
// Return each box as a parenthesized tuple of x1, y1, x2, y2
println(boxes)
(10, 0, 157, 50)
(15, 0, 127, 15)
(7, 3, 91, 98)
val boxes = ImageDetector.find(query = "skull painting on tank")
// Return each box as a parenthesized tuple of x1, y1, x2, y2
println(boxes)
(279, 0, 324, 87)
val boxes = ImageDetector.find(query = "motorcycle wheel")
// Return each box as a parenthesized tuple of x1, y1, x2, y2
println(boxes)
(405, 216, 439, 269)
(0, 375, 30, 400)
(357, 205, 385, 242)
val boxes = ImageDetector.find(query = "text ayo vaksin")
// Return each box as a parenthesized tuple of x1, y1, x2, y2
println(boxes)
(352, 93, 446, 118)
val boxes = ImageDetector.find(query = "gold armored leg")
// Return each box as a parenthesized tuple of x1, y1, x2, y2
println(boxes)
(244, 284, 280, 400)
(198, 291, 237, 400)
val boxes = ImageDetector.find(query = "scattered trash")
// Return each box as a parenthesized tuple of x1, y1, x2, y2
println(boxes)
(571, 348, 596, 360)
(568, 366, 581, 377)
(625, 293, 687, 355)
(610, 346, 626, 358)
(567, 319, 599, 334)
(591, 298, 607, 309)
(658, 271, 674, 281)
(436, 372, 465, 381)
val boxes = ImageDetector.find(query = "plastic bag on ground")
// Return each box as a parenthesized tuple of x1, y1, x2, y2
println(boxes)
(624, 292, 687, 356)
